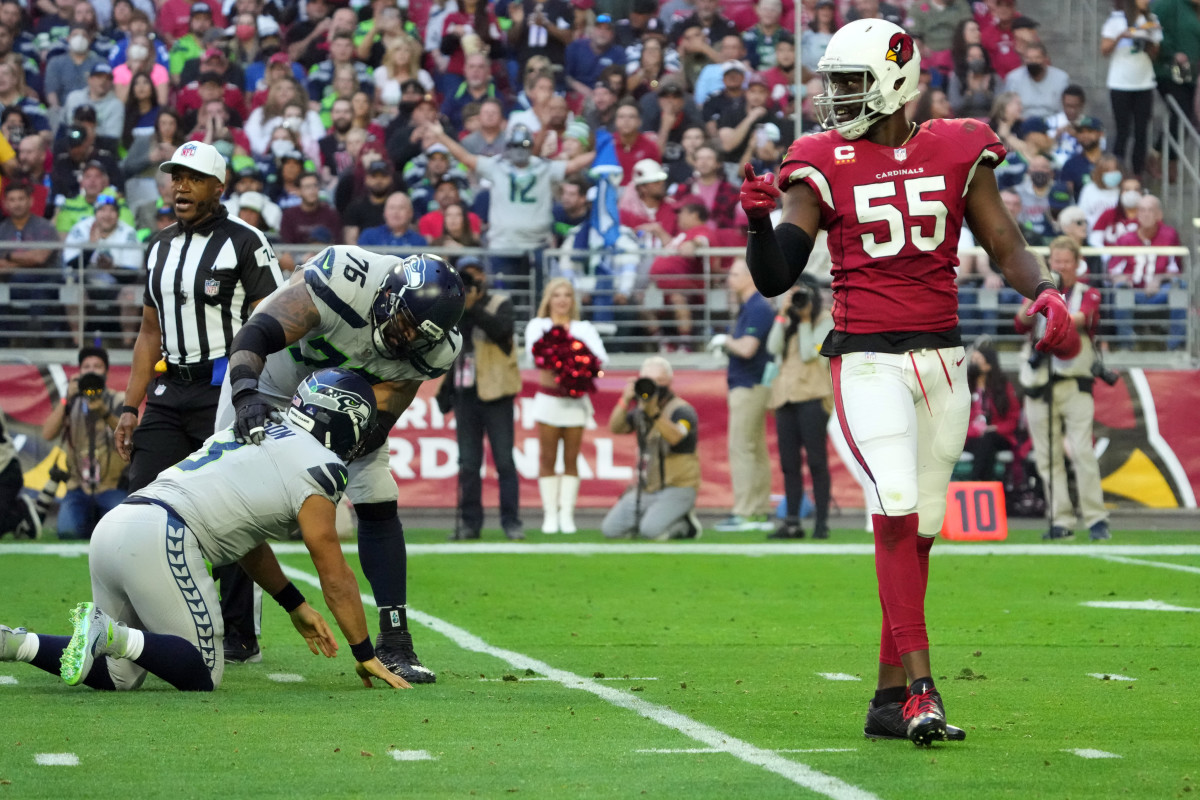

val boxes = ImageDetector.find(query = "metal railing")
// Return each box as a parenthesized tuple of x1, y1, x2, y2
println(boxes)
(0, 241, 1195, 369)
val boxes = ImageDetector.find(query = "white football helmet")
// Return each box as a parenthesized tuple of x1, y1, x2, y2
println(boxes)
(814, 18, 922, 141)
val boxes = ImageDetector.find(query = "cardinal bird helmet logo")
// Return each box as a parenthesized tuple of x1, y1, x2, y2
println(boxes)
(886, 32, 915, 68)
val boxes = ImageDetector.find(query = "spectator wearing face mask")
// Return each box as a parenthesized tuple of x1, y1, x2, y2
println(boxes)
(1013, 154, 1071, 240)
(1077, 154, 1126, 230)
(1002, 41, 1071, 120)
(44, 26, 106, 111)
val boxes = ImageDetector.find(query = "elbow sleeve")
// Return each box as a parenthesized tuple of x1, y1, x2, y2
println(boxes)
(746, 220, 814, 297)
(231, 313, 288, 360)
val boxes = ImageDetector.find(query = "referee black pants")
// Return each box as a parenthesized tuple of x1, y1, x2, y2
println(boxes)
(127, 375, 256, 642)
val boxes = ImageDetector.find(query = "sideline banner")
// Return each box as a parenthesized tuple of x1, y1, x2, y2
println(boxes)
(2, 365, 1197, 510)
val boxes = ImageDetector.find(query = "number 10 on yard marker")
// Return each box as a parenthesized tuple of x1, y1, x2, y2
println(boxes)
(940, 481, 1008, 541)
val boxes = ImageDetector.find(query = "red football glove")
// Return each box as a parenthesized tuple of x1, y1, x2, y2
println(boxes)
(1026, 289, 1072, 354)
(740, 163, 782, 219)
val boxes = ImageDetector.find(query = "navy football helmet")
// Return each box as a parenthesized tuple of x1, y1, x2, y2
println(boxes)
(287, 368, 378, 462)
(370, 253, 465, 361)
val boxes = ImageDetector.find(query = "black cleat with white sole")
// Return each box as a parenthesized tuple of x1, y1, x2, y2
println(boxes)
(375, 629, 436, 684)
(864, 698, 966, 743)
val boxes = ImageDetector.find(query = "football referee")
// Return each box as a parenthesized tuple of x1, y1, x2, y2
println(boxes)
(115, 141, 283, 663)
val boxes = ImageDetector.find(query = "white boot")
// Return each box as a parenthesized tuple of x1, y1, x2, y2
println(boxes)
(558, 475, 580, 534)
(539, 475, 561, 534)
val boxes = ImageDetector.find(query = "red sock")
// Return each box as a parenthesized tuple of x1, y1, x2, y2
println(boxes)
(872, 513, 928, 655)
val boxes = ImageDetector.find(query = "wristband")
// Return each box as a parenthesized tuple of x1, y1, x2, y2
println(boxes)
(119, 404, 140, 417)
(1034, 280, 1058, 297)
(272, 581, 306, 613)
(350, 637, 375, 663)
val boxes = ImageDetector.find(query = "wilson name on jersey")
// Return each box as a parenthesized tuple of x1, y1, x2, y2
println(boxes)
(257, 246, 462, 399)
(779, 118, 1005, 335)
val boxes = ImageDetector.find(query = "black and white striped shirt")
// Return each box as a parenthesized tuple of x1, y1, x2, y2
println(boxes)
(142, 207, 283, 366)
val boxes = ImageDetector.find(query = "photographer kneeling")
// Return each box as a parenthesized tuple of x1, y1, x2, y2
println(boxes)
(1014, 237, 1113, 542)
(40, 347, 128, 540)
(602, 357, 702, 541)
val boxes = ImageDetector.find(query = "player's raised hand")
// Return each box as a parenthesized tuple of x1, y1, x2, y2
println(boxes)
(289, 603, 339, 657)
(1026, 288, 1072, 353)
(356, 658, 413, 689)
(740, 163, 781, 219)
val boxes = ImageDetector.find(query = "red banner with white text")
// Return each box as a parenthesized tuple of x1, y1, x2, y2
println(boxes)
(2, 365, 1197, 510)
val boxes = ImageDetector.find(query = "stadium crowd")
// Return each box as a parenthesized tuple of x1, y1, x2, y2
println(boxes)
(0, 0, 1190, 351)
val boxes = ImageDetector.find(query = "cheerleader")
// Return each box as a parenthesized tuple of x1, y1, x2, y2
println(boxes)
(524, 279, 608, 534)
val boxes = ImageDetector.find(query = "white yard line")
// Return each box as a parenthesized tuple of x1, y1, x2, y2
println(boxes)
(478, 676, 659, 682)
(0, 676, 17, 685)
(266, 673, 305, 683)
(637, 748, 858, 754)
(1087, 673, 1136, 681)
(35, 753, 78, 766)
(390, 750, 436, 761)
(1092, 554, 1200, 576)
(280, 564, 884, 800)
(9, 542, 1200, 557)
(817, 673, 862, 682)
(1063, 749, 1121, 759)
(1082, 600, 1200, 612)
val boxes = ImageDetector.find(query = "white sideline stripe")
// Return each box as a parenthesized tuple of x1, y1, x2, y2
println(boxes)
(0, 676, 17, 685)
(35, 753, 79, 766)
(638, 748, 858, 754)
(1092, 554, 1200, 576)
(1082, 599, 1200, 612)
(10, 542, 1200, 557)
(267, 673, 305, 683)
(390, 750, 436, 761)
(479, 676, 659, 682)
(280, 565, 882, 800)
(817, 673, 862, 682)
(1064, 749, 1121, 759)
(1087, 673, 1136, 682)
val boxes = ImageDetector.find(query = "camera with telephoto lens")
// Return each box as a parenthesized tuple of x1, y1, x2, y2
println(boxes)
(1091, 359, 1120, 387)
(634, 377, 660, 402)
(34, 463, 71, 521)
(77, 372, 106, 399)
(791, 284, 812, 309)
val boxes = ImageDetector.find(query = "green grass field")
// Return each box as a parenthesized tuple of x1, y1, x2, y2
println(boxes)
(2, 524, 1199, 799)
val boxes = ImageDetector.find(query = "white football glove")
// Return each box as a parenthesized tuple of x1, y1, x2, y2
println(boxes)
(707, 334, 727, 358)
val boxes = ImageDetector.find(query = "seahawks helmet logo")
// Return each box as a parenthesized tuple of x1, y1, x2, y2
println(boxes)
(886, 32, 915, 67)
(387, 256, 446, 341)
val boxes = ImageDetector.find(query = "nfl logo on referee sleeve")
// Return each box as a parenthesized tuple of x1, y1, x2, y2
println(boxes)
(204, 279, 219, 297)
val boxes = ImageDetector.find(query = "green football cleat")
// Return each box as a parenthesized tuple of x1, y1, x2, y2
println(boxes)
(60, 603, 123, 686)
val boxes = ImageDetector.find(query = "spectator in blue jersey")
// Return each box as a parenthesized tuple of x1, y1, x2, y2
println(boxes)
(356, 191, 427, 249)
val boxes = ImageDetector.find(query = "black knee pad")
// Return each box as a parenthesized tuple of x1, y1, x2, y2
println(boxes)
(355, 501, 399, 522)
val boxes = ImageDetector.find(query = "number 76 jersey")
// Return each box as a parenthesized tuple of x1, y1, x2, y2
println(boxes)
(257, 246, 462, 400)
(779, 119, 1005, 335)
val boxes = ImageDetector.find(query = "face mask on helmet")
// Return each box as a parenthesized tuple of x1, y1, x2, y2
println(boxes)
(814, 19, 921, 141)
(371, 254, 466, 362)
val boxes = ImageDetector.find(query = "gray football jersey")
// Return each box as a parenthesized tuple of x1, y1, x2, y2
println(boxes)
(256, 246, 462, 400)
(137, 420, 349, 566)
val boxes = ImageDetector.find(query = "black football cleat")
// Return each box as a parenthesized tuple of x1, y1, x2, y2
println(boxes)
(864, 698, 966, 742)
(903, 683, 955, 746)
(375, 629, 436, 684)
(223, 631, 262, 664)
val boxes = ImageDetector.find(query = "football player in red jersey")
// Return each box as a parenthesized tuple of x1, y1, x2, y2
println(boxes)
(739, 18, 1075, 746)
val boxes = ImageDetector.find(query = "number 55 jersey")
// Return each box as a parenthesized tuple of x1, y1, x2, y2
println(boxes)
(779, 119, 1005, 339)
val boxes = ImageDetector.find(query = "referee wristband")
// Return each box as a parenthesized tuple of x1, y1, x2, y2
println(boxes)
(350, 638, 375, 663)
(119, 404, 140, 417)
(1034, 280, 1058, 297)
(272, 581, 306, 613)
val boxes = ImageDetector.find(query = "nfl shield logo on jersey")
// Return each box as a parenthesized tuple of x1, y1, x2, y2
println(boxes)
(894, 148, 907, 162)
(204, 279, 220, 297)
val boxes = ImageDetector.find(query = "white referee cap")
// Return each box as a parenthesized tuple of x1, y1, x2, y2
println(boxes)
(159, 141, 228, 183)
